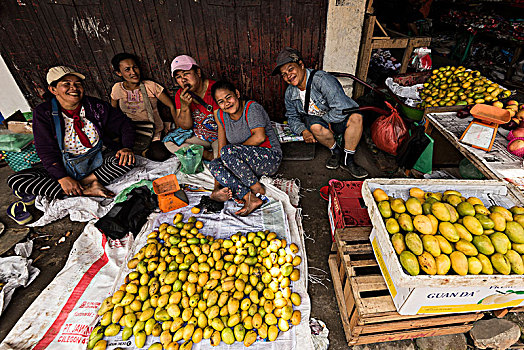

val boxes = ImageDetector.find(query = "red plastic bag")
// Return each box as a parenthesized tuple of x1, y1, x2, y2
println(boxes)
(371, 101, 408, 156)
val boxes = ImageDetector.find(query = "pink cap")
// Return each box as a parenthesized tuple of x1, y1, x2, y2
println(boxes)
(171, 55, 198, 76)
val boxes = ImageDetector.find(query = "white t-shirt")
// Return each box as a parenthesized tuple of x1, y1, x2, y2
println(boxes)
(298, 89, 326, 117)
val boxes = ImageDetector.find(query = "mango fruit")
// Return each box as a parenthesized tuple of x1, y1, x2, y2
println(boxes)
(490, 205, 513, 221)
(489, 212, 507, 232)
(268, 325, 279, 341)
(413, 215, 433, 235)
(475, 214, 495, 230)
(505, 249, 524, 274)
(454, 223, 472, 242)
(405, 233, 423, 255)
(467, 256, 483, 274)
(435, 235, 453, 255)
(506, 221, 524, 243)
(512, 243, 524, 254)
(390, 198, 406, 214)
(456, 201, 475, 217)
(378, 201, 392, 218)
(491, 253, 511, 275)
(391, 234, 406, 255)
(439, 222, 460, 242)
(450, 251, 468, 276)
(455, 239, 478, 256)
(398, 213, 414, 232)
(491, 232, 511, 254)
(244, 330, 257, 347)
(409, 187, 425, 201)
(221, 327, 235, 345)
(422, 235, 441, 257)
(446, 194, 463, 207)
(406, 197, 423, 215)
(474, 204, 490, 216)
(427, 214, 439, 235)
(472, 235, 495, 255)
(373, 188, 389, 202)
(436, 254, 451, 275)
(432, 202, 451, 222)
(418, 252, 437, 275)
(477, 253, 494, 274)
(444, 203, 459, 223)
(510, 206, 524, 215)
(400, 251, 420, 276)
(466, 197, 483, 206)
(385, 218, 400, 234)
(463, 216, 484, 236)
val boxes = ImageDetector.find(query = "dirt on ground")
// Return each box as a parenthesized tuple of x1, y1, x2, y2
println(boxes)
(0, 137, 397, 348)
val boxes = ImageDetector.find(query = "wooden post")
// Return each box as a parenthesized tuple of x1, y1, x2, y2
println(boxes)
(354, 14, 375, 99)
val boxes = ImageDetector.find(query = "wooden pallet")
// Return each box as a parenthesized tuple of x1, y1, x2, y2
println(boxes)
(329, 227, 484, 346)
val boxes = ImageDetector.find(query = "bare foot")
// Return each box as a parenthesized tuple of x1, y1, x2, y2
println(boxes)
(82, 180, 115, 198)
(210, 187, 232, 202)
(235, 192, 263, 216)
(250, 182, 265, 195)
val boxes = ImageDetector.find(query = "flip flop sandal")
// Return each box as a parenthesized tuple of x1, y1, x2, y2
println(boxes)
(7, 201, 33, 225)
(13, 190, 36, 206)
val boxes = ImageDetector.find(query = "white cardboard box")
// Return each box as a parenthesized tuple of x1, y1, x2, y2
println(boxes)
(363, 179, 524, 315)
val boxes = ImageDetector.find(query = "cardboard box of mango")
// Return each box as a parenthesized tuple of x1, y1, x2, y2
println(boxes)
(87, 213, 303, 350)
(419, 66, 512, 109)
(362, 179, 524, 315)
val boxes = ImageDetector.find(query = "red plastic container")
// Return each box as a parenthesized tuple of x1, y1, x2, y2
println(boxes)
(153, 174, 188, 213)
(328, 180, 372, 241)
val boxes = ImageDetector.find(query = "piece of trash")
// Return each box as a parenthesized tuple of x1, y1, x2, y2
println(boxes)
(65, 231, 72, 237)
(310, 318, 329, 350)
(55, 237, 66, 245)
(39, 246, 50, 251)
(14, 240, 33, 258)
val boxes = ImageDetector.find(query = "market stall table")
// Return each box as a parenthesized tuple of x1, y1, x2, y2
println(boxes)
(425, 111, 524, 193)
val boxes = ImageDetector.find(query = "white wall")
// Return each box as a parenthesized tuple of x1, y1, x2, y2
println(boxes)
(0, 54, 31, 119)
(323, 0, 367, 97)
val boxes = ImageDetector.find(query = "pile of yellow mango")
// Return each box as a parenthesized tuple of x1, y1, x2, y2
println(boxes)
(373, 188, 524, 277)
(418, 66, 511, 108)
(88, 212, 302, 350)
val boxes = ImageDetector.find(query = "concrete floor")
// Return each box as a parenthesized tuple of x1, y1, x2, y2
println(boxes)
(0, 139, 394, 348)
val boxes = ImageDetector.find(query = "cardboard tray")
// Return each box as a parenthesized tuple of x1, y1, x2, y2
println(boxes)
(361, 178, 524, 288)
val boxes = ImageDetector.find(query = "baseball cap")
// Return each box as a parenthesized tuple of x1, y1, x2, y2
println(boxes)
(46, 66, 85, 85)
(171, 55, 198, 76)
(272, 47, 303, 76)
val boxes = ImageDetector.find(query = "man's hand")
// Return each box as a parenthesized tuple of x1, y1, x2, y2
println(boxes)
(116, 148, 135, 166)
(302, 130, 317, 143)
(179, 86, 193, 107)
(58, 176, 84, 196)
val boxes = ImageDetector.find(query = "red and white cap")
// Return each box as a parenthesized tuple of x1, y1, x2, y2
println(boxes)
(171, 55, 198, 76)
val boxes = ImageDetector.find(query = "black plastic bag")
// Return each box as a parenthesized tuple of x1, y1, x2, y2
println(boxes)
(95, 186, 158, 239)
(396, 124, 431, 170)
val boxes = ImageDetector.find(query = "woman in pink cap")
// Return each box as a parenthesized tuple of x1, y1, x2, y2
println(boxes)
(166, 55, 219, 160)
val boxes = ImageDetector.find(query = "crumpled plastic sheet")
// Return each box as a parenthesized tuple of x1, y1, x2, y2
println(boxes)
(385, 77, 424, 107)
(310, 318, 329, 350)
(0, 256, 40, 315)
(13, 240, 33, 259)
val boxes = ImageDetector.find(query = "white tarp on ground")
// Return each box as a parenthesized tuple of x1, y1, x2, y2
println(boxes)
(0, 173, 312, 350)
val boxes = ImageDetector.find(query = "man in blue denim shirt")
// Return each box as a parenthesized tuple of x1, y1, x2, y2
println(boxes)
(273, 47, 368, 178)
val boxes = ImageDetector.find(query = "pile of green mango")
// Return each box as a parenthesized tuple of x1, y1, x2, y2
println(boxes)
(88, 213, 302, 350)
(373, 187, 524, 277)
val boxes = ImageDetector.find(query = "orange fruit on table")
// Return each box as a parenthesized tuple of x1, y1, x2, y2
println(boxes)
(191, 207, 201, 214)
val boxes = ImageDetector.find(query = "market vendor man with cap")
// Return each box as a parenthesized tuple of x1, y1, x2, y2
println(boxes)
(273, 47, 368, 178)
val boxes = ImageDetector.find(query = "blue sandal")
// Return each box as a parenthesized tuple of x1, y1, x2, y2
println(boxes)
(13, 190, 36, 206)
(7, 201, 33, 225)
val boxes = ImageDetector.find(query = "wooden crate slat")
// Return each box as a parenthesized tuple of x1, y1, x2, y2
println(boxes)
(342, 243, 374, 255)
(335, 226, 372, 241)
(329, 253, 483, 346)
(349, 324, 475, 346)
(357, 313, 483, 334)
(328, 254, 355, 345)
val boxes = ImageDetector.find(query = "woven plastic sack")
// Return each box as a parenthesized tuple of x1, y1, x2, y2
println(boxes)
(371, 101, 408, 156)
(1, 143, 41, 172)
(174, 144, 204, 174)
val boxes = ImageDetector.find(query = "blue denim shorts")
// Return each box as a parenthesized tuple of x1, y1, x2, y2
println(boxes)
(303, 114, 349, 135)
